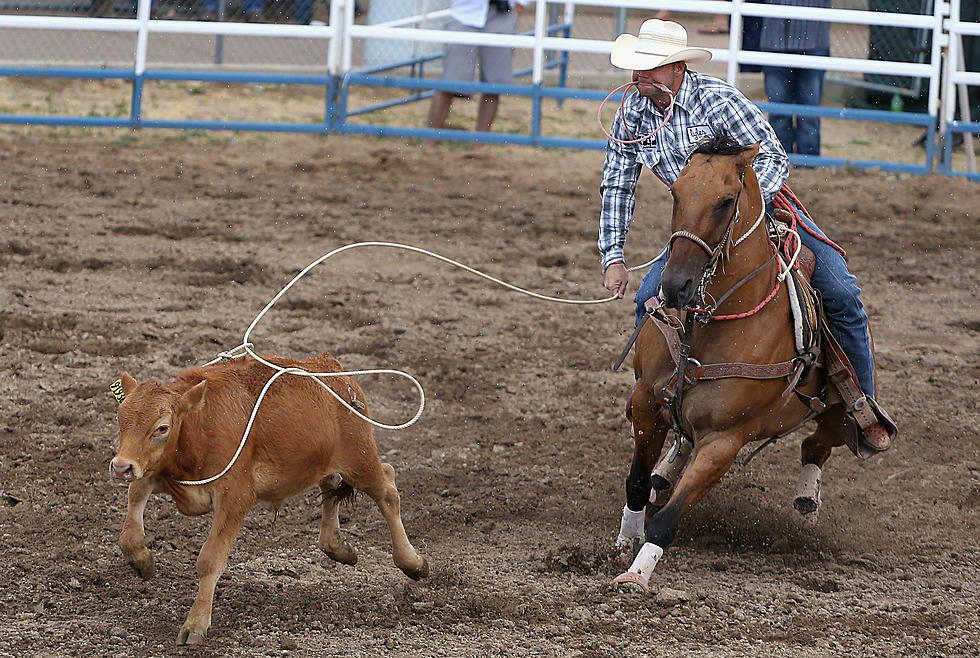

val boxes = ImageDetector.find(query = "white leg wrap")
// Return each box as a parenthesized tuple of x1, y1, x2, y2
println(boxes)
(649, 439, 693, 501)
(794, 463, 822, 515)
(628, 542, 664, 579)
(615, 505, 645, 548)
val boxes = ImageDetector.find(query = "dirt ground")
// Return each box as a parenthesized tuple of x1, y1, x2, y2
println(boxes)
(1, 122, 978, 658)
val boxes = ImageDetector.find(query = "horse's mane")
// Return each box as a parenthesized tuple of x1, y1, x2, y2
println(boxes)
(688, 133, 752, 160)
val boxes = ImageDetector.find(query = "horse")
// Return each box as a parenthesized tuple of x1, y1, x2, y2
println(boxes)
(611, 135, 870, 590)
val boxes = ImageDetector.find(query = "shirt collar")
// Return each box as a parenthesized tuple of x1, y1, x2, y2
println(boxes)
(672, 70, 696, 114)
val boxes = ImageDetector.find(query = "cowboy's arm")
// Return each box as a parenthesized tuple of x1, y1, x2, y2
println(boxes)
(716, 94, 789, 203)
(598, 110, 642, 275)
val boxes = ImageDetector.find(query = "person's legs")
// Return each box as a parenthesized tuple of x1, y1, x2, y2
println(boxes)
(243, 0, 262, 18)
(633, 254, 668, 326)
(476, 95, 500, 132)
(427, 91, 455, 131)
(292, 0, 313, 24)
(763, 66, 797, 154)
(787, 199, 876, 395)
(427, 19, 478, 138)
(474, 7, 517, 133)
(792, 48, 828, 156)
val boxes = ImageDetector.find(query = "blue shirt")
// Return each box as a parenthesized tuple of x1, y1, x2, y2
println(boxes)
(597, 69, 789, 270)
(759, 0, 831, 53)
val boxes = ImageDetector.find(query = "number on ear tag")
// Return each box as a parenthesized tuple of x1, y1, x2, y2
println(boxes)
(110, 378, 126, 404)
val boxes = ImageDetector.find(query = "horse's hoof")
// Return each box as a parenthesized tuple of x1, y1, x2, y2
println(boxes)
(612, 571, 650, 592)
(793, 495, 820, 516)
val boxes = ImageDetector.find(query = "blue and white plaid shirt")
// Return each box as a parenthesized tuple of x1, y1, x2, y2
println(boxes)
(598, 70, 789, 271)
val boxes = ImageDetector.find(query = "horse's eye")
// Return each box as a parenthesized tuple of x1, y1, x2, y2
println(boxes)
(154, 424, 169, 436)
(717, 197, 735, 211)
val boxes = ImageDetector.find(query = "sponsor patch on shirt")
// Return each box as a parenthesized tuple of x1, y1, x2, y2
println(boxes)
(687, 125, 712, 144)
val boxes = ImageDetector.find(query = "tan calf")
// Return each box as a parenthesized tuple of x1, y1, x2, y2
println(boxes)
(109, 353, 428, 645)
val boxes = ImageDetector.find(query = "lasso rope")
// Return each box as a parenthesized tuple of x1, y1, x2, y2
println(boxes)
(597, 81, 676, 146)
(176, 241, 662, 486)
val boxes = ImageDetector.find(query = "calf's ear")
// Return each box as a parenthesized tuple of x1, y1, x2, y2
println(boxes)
(178, 380, 208, 415)
(111, 372, 139, 404)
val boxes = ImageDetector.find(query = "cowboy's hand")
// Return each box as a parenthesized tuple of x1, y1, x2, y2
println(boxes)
(603, 263, 629, 299)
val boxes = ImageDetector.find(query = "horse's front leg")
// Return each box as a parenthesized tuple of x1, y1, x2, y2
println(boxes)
(616, 381, 669, 555)
(615, 432, 744, 590)
(176, 490, 251, 646)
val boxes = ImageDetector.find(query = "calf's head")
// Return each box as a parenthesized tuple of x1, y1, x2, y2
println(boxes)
(109, 373, 207, 482)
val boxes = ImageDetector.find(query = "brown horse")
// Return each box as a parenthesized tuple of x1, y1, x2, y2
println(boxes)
(612, 135, 857, 589)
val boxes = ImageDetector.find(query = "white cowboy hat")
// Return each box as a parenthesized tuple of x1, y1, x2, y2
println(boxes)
(610, 19, 712, 71)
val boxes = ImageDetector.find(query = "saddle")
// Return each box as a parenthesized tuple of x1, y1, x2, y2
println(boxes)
(773, 209, 897, 458)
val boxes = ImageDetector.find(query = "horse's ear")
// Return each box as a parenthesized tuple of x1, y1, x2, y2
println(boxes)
(738, 142, 761, 169)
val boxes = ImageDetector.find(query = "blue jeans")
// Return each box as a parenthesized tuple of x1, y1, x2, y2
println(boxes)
(633, 198, 876, 396)
(762, 47, 828, 156)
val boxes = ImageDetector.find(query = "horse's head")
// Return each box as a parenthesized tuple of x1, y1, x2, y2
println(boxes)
(660, 136, 763, 310)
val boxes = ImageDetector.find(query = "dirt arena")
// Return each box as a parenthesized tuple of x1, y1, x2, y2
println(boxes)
(1, 130, 978, 657)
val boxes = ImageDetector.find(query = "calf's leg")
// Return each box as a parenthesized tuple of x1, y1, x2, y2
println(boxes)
(119, 477, 156, 579)
(318, 473, 358, 565)
(177, 494, 251, 646)
(346, 462, 428, 580)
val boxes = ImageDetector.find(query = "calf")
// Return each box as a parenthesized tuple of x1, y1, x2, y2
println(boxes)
(109, 353, 429, 645)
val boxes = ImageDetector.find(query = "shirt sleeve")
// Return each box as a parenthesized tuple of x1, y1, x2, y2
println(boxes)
(710, 90, 789, 203)
(598, 103, 643, 271)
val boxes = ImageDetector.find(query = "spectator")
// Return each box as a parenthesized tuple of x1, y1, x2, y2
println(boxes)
(760, 0, 831, 157)
(427, 0, 528, 139)
(698, 2, 730, 34)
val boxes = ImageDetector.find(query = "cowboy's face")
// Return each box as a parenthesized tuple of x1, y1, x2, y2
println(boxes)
(633, 62, 685, 109)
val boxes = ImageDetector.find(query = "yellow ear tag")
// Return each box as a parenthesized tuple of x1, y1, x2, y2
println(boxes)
(110, 379, 126, 404)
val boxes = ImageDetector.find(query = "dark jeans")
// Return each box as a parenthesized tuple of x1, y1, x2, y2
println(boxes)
(762, 47, 829, 156)
(633, 194, 877, 397)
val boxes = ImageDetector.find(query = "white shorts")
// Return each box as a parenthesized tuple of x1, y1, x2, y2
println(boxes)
(441, 8, 519, 90)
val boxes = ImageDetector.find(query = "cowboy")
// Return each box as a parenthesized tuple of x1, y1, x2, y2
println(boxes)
(597, 19, 893, 447)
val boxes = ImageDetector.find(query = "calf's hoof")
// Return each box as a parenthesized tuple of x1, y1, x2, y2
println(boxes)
(323, 542, 358, 566)
(404, 556, 429, 580)
(127, 549, 155, 580)
(176, 627, 207, 646)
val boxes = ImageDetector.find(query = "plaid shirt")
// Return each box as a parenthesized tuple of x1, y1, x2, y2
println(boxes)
(598, 70, 789, 270)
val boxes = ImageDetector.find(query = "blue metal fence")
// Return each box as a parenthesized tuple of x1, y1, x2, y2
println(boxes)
(0, 4, 976, 179)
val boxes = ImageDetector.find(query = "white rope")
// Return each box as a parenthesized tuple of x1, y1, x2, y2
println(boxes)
(733, 206, 766, 249)
(178, 241, 660, 486)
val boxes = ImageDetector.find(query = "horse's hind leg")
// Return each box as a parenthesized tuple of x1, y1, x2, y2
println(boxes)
(615, 432, 743, 591)
(648, 434, 693, 515)
(796, 408, 846, 520)
(318, 474, 358, 566)
(616, 382, 669, 553)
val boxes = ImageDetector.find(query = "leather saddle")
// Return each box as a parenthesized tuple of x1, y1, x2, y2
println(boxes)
(773, 209, 897, 458)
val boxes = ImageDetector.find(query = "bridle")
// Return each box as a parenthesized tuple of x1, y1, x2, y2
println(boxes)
(664, 172, 778, 324)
